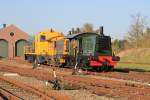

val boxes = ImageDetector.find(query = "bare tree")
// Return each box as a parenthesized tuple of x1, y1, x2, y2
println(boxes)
(127, 13, 147, 47)
(83, 23, 93, 32)
(142, 27, 150, 47)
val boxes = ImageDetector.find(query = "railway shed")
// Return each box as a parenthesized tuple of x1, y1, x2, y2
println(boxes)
(0, 24, 30, 58)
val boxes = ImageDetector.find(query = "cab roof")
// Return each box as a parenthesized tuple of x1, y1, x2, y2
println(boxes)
(65, 32, 100, 39)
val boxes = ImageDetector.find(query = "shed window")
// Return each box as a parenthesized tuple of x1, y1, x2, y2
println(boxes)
(10, 32, 14, 37)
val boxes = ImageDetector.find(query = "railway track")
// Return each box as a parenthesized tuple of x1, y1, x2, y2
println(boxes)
(0, 79, 39, 100)
(0, 76, 71, 100)
(40, 65, 150, 83)
(0, 64, 150, 100)
(0, 87, 23, 100)
(0, 76, 41, 100)
(2, 58, 150, 83)
(119, 61, 150, 66)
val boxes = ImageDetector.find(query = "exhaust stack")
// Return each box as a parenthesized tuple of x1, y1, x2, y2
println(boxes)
(100, 26, 104, 36)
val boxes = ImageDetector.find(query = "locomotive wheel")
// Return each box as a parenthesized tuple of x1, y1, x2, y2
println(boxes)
(93, 67, 102, 72)
(109, 66, 114, 71)
(47, 60, 51, 66)
(93, 66, 114, 72)
(104, 66, 114, 72)
(32, 56, 41, 69)
(59, 63, 66, 68)
(33, 59, 38, 69)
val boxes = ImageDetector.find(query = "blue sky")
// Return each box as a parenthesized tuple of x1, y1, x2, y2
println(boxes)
(0, 0, 150, 39)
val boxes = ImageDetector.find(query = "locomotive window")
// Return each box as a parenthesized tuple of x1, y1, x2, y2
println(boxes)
(40, 35, 46, 42)
(82, 36, 95, 55)
(82, 38, 93, 50)
(56, 40, 65, 54)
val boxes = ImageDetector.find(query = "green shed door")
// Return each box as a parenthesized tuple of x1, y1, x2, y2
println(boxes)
(16, 40, 27, 57)
(0, 39, 8, 58)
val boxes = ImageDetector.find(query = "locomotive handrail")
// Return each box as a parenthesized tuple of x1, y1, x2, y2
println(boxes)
(24, 45, 35, 54)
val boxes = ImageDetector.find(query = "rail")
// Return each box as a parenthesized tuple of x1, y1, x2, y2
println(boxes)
(119, 61, 150, 66)
(0, 87, 22, 100)
(0, 76, 71, 100)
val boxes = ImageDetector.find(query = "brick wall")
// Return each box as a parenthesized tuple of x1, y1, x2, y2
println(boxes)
(0, 24, 30, 58)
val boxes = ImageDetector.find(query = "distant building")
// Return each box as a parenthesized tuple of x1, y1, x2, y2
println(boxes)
(0, 24, 30, 58)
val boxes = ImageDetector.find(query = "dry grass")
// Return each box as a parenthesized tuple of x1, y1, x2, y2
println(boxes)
(117, 48, 150, 71)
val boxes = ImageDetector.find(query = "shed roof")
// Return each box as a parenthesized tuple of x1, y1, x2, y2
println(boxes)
(0, 24, 29, 36)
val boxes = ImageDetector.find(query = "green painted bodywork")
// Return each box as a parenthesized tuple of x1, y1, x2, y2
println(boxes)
(66, 33, 113, 68)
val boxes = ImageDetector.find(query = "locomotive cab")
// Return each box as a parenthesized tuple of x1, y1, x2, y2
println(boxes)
(66, 29, 120, 71)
